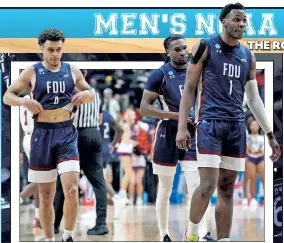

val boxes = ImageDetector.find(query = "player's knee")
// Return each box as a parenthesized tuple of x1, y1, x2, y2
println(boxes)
(65, 184, 78, 200)
(39, 190, 55, 205)
(158, 187, 172, 200)
(218, 178, 235, 198)
(200, 179, 217, 198)
(69, 185, 78, 196)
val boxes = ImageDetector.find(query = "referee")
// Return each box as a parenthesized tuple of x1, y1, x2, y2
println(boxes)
(54, 87, 109, 236)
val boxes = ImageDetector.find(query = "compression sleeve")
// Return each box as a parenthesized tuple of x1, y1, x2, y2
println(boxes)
(245, 79, 272, 134)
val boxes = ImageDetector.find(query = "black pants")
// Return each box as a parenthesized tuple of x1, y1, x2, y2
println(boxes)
(54, 127, 107, 227)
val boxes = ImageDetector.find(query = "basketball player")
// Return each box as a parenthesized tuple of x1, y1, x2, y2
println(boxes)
(19, 94, 41, 228)
(140, 34, 212, 242)
(3, 28, 95, 242)
(176, 3, 281, 242)
(99, 110, 124, 218)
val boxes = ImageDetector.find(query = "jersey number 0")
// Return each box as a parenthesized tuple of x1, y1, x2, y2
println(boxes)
(54, 96, 59, 104)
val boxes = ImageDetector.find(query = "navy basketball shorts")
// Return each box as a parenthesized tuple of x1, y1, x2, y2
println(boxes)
(102, 156, 112, 179)
(23, 133, 32, 161)
(196, 120, 246, 171)
(103, 156, 110, 169)
(102, 145, 110, 168)
(28, 120, 80, 183)
(152, 120, 197, 176)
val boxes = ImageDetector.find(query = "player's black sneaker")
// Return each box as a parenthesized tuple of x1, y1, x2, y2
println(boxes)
(202, 232, 215, 241)
(163, 234, 172, 242)
(54, 226, 60, 234)
(62, 236, 73, 242)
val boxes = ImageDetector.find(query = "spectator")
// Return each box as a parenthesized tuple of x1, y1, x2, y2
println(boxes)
(103, 88, 121, 121)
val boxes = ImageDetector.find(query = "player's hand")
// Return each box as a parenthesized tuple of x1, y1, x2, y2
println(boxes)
(187, 117, 196, 126)
(176, 128, 191, 151)
(267, 135, 281, 162)
(72, 90, 90, 107)
(22, 98, 43, 114)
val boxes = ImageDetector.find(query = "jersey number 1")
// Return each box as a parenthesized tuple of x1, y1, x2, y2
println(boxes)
(229, 80, 233, 95)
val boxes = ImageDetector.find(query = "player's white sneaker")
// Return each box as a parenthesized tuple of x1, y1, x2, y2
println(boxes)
(241, 198, 248, 206)
(250, 198, 258, 207)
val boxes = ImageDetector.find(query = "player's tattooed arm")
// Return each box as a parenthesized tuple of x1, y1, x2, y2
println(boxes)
(3, 66, 43, 114)
(71, 65, 95, 105)
(140, 90, 179, 120)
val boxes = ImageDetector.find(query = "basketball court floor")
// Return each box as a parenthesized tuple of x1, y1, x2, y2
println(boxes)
(20, 203, 264, 242)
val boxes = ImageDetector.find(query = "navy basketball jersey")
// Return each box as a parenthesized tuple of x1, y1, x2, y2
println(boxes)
(31, 62, 75, 110)
(100, 111, 115, 159)
(195, 35, 252, 122)
(145, 63, 195, 119)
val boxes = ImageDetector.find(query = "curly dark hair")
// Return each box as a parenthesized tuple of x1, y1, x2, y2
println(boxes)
(38, 28, 65, 46)
(163, 34, 185, 51)
(219, 3, 245, 22)
(163, 34, 185, 63)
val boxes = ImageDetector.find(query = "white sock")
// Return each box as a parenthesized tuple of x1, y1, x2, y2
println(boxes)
(112, 194, 120, 202)
(156, 174, 175, 239)
(35, 208, 40, 219)
(198, 215, 207, 237)
(119, 190, 127, 198)
(187, 220, 199, 236)
(183, 169, 208, 237)
(45, 237, 55, 241)
(62, 229, 73, 241)
(218, 238, 230, 241)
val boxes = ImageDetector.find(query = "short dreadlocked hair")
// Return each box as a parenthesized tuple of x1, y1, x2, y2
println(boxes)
(219, 3, 245, 22)
(38, 28, 65, 46)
